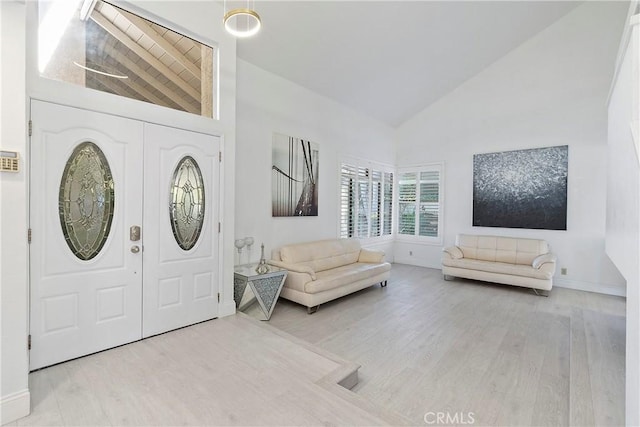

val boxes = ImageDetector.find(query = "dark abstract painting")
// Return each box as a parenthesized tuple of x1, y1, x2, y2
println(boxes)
(473, 146, 568, 230)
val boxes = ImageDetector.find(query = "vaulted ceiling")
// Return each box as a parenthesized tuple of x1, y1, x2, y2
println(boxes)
(237, 1, 585, 127)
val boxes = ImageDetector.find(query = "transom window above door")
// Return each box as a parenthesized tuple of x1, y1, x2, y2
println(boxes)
(38, 0, 217, 118)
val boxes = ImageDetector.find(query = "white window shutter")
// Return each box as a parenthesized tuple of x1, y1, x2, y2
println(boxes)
(357, 166, 370, 238)
(383, 172, 393, 236)
(371, 170, 382, 237)
(418, 170, 440, 237)
(340, 163, 357, 238)
(398, 172, 417, 235)
(340, 161, 395, 240)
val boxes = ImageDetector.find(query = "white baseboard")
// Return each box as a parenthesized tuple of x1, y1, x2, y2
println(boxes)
(1, 389, 30, 425)
(553, 278, 627, 297)
(392, 258, 441, 269)
(218, 300, 236, 318)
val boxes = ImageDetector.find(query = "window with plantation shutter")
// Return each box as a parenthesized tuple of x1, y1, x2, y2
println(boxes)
(397, 164, 443, 243)
(339, 159, 393, 239)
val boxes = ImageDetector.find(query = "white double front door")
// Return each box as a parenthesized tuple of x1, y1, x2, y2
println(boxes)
(30, 100, 220, 370)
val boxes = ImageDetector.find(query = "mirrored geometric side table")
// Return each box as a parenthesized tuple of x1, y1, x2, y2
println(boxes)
(233, 264, 287, 320)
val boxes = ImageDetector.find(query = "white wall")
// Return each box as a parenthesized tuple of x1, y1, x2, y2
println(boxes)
(607, 16, 638, 294)
(395, 1, 628, 296)
(607, 9, 640, 426)
(235, 59, 395, 260)
(0, 2, 30, 424)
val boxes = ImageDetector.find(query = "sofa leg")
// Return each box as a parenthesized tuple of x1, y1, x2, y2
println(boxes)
(532, 289, 549, 297)
(443, 274, 452, 281)
(307, 305, 320, 314)
(380, 280, 388, 287)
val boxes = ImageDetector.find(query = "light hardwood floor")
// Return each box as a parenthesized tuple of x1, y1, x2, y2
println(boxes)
(13, 313, 407, 426)
(269, 264, 626, 426)
(11, 264, 625, 426)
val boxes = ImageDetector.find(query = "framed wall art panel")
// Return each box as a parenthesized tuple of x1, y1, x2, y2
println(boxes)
(473, 145, 568, 230)
(272, 133, 319, 217)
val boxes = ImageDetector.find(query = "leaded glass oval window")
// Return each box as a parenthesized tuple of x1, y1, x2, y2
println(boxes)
(170, 156, 205, 250)
(59, 142, 115, 260)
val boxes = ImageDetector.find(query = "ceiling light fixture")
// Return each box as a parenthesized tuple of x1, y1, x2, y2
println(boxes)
(223, 1, 261, 38)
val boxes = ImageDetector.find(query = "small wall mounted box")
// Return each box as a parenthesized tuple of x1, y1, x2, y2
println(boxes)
(0, 151, 19, 172)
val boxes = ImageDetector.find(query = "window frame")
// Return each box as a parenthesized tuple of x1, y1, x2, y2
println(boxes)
(395, 163, 444, 245)
(27, 0, 226, 137)
(338, 157, 394, 242)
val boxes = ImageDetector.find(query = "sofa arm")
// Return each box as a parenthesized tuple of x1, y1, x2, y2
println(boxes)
(358, 248, 385, 263)
(532, 253, 557, 270)
(442, 246, 463, 260)
(268, 260, 316, 280)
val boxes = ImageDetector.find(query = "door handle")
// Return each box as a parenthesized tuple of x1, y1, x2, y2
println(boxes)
(131, 245, 140, 254)
(130, 225, 141, 241)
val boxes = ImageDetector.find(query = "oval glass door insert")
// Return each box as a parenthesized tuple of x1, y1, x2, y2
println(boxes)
(59, 142, 115, 260)
(170, 156, 205, 250)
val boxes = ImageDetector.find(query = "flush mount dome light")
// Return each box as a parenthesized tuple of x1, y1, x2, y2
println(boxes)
(223, 7, 261, 38)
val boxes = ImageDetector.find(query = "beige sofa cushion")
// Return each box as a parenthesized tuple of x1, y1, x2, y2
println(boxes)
(305, 262, 392, 294)
(358, 248, 385, 263)
(456, 234, 549, 266)
(280, 239, 361, 272)
(442, 257, 553, 280)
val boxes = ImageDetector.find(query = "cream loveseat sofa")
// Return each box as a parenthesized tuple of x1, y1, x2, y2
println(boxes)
(442, 234, 556, 293)
(269, 239, 391, 313)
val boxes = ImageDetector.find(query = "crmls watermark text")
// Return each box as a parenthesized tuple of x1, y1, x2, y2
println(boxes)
(423, 411, 475, 425)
